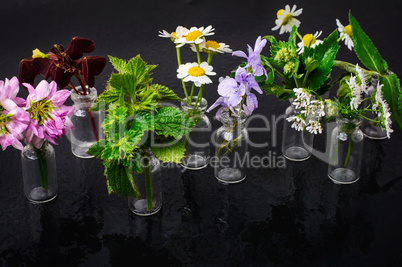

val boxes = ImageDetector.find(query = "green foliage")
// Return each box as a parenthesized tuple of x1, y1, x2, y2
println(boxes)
(88, 55, 195, 198)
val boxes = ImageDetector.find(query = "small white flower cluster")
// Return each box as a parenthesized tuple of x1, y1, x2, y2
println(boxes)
(286, 88, 326, 134)
(372, 82, 393, 138)
(347, 64, 368, 110)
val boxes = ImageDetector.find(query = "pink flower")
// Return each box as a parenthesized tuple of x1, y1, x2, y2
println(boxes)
(0, 77, 29, 151)
(23, 80, 75, 149)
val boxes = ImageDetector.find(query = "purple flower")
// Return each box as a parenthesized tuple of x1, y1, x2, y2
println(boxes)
(0, 77, 29, 151)
(207, 96, 237, 120)
(24, 80, 75, 149)
(217, 76, 245, 107)
(232, 36, 267, 78)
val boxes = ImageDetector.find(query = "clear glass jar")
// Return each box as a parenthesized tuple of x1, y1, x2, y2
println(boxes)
(327, 116, 364, 184)
(69, 87, 104, 158)
(21, 142, 58, 203)
(281, 102, 314, 161)
(213, 111, 248, 184)
(128, 151, 162, 216)
(362, 77, 387, 139)
(180, 97, 211, 170)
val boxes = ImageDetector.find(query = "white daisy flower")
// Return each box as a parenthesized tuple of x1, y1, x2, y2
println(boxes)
(336, 19, 353, 51)
(177, 62, 216, 87)
(174, 26, 215, 48)
(296, 31, 323, 55)
(272, 5, 303, 35)
(158, 26, 189, 42)
(191, 38, 232, 54)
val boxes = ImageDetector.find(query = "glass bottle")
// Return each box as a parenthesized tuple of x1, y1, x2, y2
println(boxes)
(180, 97, 211, 170)
(281, 102, 314, 161)
(213, 111, 248, 184)
(327, 116, 364, 184)
(21, 142, 57, 203)
(128, 151, 162, 216)
(69, 87, 104, 158)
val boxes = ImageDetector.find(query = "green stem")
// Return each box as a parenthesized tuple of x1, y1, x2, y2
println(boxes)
(189, 83, 196, 102)
(207, 53, 213, 65)
(34, 145, 48, 190)
(195, 85, 204, 106)
(176, 47, 190, 103)
(273, 68, 287, 82)
(344, 133, 353, 167)
(333, 60, 376, 77)
(195, 44, 201, 65)
(143, 157, 153, 212)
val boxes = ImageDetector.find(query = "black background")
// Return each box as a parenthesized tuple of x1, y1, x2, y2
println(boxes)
(1, 0, 402, 266)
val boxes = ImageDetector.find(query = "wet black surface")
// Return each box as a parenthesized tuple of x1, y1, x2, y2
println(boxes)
(1, 0, 402, 266)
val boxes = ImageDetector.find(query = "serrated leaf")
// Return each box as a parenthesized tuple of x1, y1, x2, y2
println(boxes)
(151, 83, 182, 102)
(302, 30, 339, 92)
(151, 107, 194, 139)
(90, 85, 120, 111)
(109, 73, 138, 99)
(108, 55, 127, 73)
(151, 141, 186, 163)
(349, 12, 388, 75)
(87, 140, 105, 158)
(379, 73, 402, 129)
(104, 160, 140, 198)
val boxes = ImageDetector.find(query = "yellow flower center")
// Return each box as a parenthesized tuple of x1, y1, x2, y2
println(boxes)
(277, 9, 293, 25)
(185, 30, 203, 41)
(171, 32, 177, 38)
(28, 100, 54, 125)
(188, 66, 205, 77)
(205, 40, 220, 50)
(344, 25, 352, 38)
(302, 34, 316, 47)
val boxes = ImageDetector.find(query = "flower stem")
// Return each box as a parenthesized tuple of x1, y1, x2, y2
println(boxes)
(195, 44, 201, 65)
(143, 157, 153, 212)
(344, 133, 353, 167)
(176, 47, 190, 103)
(34, 144, 48, 191)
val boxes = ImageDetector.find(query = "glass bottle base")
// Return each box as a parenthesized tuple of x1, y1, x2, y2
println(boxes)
(282, 146, 311, 161)
(363, 124, 387, 140)
(128, 199, 162, 216)
(181, 155, 208, 170)
(26, 187, 57, 204)
(328, 168, 360, 184)
(71, 141, 95, 159)
(215, 168, 246, 184)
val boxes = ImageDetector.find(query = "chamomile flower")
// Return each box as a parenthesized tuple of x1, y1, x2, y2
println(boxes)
(191, 39, 232, 54)
(336, 19, 353, 50)
(158, 26, 189, 43)
(174, 26, 215, 48)
(177, 62, 216, 87)
(272, 4, 303, 34)
(296, 31, 323, 55)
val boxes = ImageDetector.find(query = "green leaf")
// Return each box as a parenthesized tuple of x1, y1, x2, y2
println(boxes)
(90, 85, 120, 111)
(379, 73, 402, 129)
(302, 30, 339, 92)
(151, 141, 186, 163)
(151, 83, 182, 102)
(349, 12, 388, 75)
(87, 140, 105, 158)
(109, 73, 139, 99)
(151, 107, 194, 139)
(104, 160, 140, 198)
(108, 55, 127, 73)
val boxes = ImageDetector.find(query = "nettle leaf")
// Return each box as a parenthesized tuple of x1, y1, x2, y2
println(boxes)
(126, 56, 154, 85)
(380, 73, 402, 129)
(90, 85, 120, 111)
(151, 140, 186, 163)
(109, 73, 138, 100)
(349, 12, 388, 75)
(151, 83, 182, 102)
(108, 55, 127, 73)
(104, 160, 140, 198)
(87, 140, 105, 158)
(302, 30, 339, 92)
(151, 107, 194, 139)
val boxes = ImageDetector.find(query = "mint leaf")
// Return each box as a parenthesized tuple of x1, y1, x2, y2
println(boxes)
(349, 12, 388, 75)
